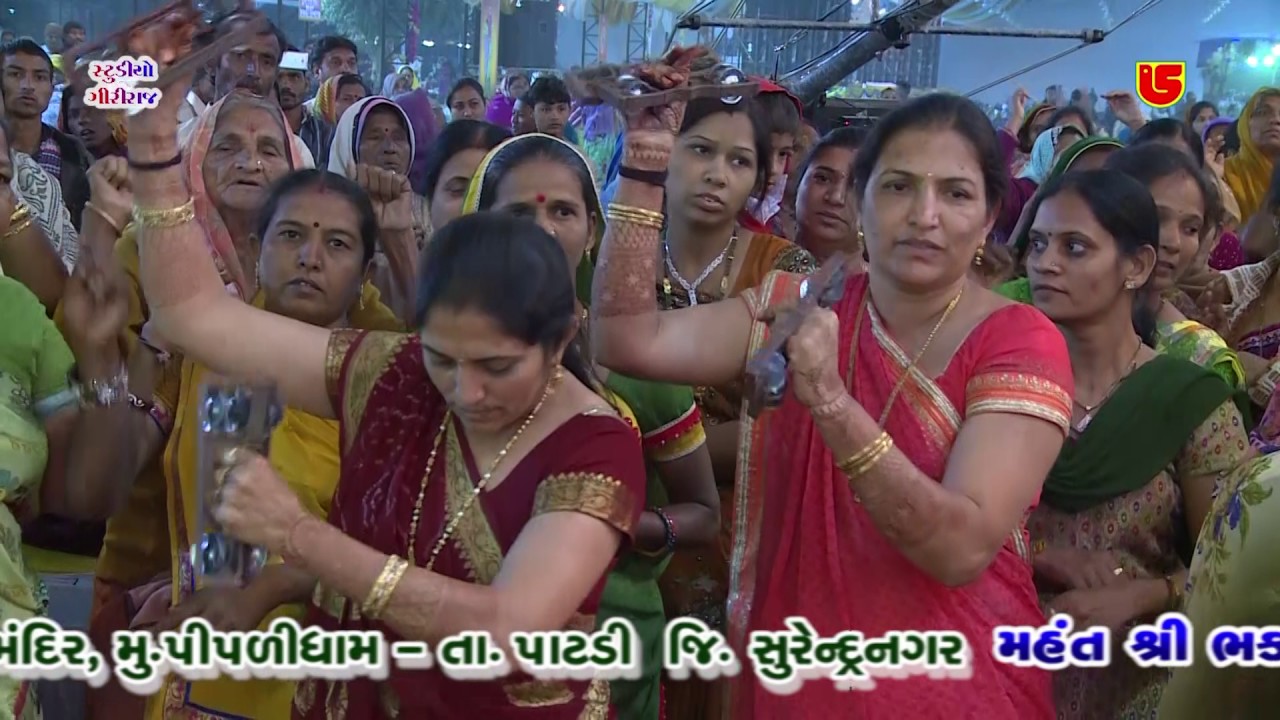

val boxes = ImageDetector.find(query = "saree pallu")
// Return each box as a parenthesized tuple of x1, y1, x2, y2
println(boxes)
(727, 272, 1073, 719)
(598, 374, 705, 720)
(147, 358, 347, 720)
(299, 330, 647, 719)
(656, 233, 813, 720)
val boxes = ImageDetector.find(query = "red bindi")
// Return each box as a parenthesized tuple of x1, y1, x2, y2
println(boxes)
(535, 193, 547, 204)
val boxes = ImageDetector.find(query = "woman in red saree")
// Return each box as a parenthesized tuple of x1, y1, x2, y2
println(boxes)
(121, 54, 647, 718)
(589, 55, 1072, 719)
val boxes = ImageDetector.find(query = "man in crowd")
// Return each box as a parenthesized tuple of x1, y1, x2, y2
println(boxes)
(1, 38, 89, 228)
(40, 22, 61, 56)
(304, 35, 358, 112)
(61, 21, 85, 52)
(278, 46, 333, 166)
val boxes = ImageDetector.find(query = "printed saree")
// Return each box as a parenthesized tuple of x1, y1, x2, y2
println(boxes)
(0, 277, 78, 720)
(728, 272, 1073, 719)
(1159, 453, 1280, 719)
(1029, 356, 1250, 719)
(299, 330, 647, 719)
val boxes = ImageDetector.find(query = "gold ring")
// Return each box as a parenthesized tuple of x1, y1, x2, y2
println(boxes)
(1113, 566, 1125, 576)
(213, 465, 231, 489)
(218, 446, 250, 468)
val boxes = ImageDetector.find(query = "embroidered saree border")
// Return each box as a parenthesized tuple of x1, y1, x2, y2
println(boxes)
(532, 473, 640, 537)
(965, 372, 1072, 433)
(444, 423, 504, 584)
(643, 403, 705, 463)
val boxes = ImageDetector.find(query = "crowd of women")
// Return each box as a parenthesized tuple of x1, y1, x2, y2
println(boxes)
(2, 12, 1279, 720)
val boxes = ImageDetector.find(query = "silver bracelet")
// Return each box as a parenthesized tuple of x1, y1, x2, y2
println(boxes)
(70, 365, 130, 408)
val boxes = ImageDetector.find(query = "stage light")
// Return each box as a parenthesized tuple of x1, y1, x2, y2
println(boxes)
(422, 40, 435, 47)
(1265, 56, 1276, 68)
(1246, 56, 1259, 68)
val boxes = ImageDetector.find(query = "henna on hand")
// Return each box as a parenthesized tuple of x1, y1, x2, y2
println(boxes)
(594, 217, 661, 319)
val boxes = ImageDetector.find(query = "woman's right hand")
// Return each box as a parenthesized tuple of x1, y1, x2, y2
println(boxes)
(621, 47, 704, 171)
(1034, 546, 1136, 591)
(87, 156, 133, 231)
(120, 10, 207, 140)
(1198, 273, 1233, 333)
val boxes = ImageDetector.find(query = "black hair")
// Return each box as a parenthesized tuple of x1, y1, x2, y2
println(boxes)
(1185, 100, 1218, 126)
(1046, 105, 1096, 137)
(257, 170, 378, 265)
(1224, 122, 1241, 156)
(447, 78, 486, 107)
(414, 211, 597, 392)
(679, 96, 772, 192)
(794, 125, 864, 186)
(1016, 104, 1053, 154)
(335, 73, 368, 97)
(1128, 118, 1205, 168)
(1, 39, 53, 75)
(895, 80, 912, 95)
(755, 91, 801, 137)
(526, 76, 571, 107)
(1107, 141, 1220, 241)
(61, 21, 84, 37)
(309, 36, 358, 73)
(423, 119, 512, 199)
(1032, 169, 1160, 345)
(476, 134, 595, 216)
(853, 92, 1008, 214)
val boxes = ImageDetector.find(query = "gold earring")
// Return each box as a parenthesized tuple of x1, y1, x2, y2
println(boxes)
(973, 247, 985, 266)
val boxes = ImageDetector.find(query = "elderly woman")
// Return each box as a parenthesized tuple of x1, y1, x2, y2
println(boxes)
(328, 96, 428, 320)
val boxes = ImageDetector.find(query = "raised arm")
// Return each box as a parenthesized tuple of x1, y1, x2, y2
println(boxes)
(123, 68, 333, 417)
(590, 65, 752, 388)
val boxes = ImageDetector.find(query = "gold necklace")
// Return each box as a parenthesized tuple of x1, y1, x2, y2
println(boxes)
(846, 286, 965, 427)
(406, 370, 560, 570)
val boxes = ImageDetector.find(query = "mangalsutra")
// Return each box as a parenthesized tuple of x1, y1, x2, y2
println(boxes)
(1071, 340, 1141, 433)
(408, 369, 561, 569)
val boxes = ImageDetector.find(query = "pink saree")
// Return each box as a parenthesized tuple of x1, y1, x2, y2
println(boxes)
(727, 273, 1073, 719)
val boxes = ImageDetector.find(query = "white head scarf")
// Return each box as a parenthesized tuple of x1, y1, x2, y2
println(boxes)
(326, 96, 417, 179)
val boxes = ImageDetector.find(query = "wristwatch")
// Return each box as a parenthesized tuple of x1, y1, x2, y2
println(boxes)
(69, 364, 130, 408)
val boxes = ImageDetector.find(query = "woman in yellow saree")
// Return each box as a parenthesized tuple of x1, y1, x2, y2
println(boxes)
(144, 169, 402, 720)
(1224, 88, 1280, 226)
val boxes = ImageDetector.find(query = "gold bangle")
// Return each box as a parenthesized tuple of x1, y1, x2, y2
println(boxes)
(607, 203, 664, 222)
(362, 555, 410, 620)
(605, 211, 664, 230)
(836, 431, 890, 476)
(132, 199, 196, 229)
(846, 435, 894, 478)
(84, 201, 124, 236)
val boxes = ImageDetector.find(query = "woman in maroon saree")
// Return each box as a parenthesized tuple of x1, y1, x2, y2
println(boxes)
(589, 56, 1073, 719)
(122, 53, 647, 717)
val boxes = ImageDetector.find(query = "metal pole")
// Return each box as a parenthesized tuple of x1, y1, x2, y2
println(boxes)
(676, 15, 1107, 42)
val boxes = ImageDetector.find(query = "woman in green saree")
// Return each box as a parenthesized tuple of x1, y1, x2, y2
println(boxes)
(1023, 170, 1250, 718)
(995, 136, 1125, 303)
(1104, 143, 1248, 393)
(461, 133, 719, 720)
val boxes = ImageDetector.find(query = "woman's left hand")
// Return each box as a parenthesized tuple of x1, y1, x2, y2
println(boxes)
(152, 585, 270, 633)
(778, 305, 846, 409)
(213, 449, 307, 556)
(351, 163, 415, 234)
(61, 245, 130, 368)
(1047, 585, 1142, 632)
